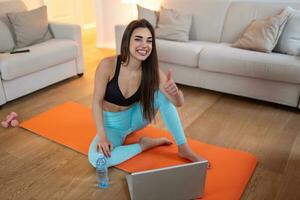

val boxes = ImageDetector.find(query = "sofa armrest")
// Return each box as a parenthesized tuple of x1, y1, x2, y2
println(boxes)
(49, 22, 84, 74)
(115, 24, 127, 54)
(49, 22, 81, 41)
(0, 78, 7, 106)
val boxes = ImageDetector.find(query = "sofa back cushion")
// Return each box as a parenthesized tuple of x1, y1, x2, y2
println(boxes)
(0, 20, 15, 53)
(221, 1, 300, 43)
(137, 5, 158, 28)
(274, 7, 300, 56)
(0, 0, 27, 19)
(231, 7, 293, 53)
(0, 0, 27, 52)
(7, 6, 53, 48)
(161, 0, 230, 42)
(155, 7, 192, 42)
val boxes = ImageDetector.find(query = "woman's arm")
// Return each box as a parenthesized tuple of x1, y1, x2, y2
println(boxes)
(92, 57, 114, 157)
(159, 68, 184, 107)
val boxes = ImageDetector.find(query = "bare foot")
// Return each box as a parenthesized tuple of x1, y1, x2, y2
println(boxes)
(139, 137, 173, 151)
(178, 144, 211, 169)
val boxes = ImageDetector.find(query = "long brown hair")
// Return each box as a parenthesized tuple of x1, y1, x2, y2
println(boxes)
(120, 19, 159, 122)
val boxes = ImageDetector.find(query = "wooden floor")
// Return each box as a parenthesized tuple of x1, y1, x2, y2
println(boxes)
(0, 28, 300, 200)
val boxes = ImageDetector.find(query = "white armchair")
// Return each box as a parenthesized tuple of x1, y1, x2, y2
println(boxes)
(0, 0, 84, 106)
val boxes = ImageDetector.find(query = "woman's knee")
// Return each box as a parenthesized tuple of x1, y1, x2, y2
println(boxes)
(88, 146, 97, 168)
(88, 140, 118, 168)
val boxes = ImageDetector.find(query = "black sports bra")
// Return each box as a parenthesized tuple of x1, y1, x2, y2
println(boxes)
(104, 56, 141, 106)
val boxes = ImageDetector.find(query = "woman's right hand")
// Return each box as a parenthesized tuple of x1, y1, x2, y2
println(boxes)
(97, 135, 113, 158)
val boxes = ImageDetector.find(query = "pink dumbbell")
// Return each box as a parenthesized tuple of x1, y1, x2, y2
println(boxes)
(1, 112, 19, 128)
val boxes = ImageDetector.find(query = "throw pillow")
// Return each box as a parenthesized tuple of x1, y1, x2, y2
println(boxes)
(155, 7, 192, 42)
(232, 7, 293, 53)
(0, 20, 15, 53)
(137, 4, 158, 28)
(7, 6, 53, 48)
(274, 7, 300, 56)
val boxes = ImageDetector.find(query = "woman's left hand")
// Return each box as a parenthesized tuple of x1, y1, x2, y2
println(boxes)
(163, 69, 179, 96)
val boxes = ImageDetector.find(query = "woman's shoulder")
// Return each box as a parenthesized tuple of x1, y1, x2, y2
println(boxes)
(98, 56, 117, 68)
(96, 56, 117, 75)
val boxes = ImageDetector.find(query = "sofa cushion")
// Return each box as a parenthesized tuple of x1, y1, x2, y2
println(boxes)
(221, 1, 300, 43)
(0, 0, 27, 52)
(0, 39, 77, 81)
(0, 0, 27, 19)
(232, 7, 292, 53)
(155, 7, 192, 42)
(0, 20, 14, 53)
(274, 7, 300, 56)
(137, 5, 158, 28)
(198, 43, 300, 84)
(7, 6, 53, 48)
(156, 39, 215, 68)
(162, 0, 230, 42)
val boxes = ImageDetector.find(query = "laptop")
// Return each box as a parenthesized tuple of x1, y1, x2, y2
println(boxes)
(126, 161, 208, 200)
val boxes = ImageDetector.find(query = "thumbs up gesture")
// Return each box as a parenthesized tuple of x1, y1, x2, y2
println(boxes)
(164, 69, 179, 96)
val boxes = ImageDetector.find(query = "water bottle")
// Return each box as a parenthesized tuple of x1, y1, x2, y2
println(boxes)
(96, 153, 109, 188)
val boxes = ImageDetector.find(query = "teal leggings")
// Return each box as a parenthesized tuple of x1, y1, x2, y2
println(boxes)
(88, 90, 187, 168)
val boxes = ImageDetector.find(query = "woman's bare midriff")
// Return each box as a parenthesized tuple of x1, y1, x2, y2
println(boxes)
(102, 100, 132, 112)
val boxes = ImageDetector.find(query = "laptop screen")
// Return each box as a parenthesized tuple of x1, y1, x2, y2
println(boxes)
(126, 161, 208, 200)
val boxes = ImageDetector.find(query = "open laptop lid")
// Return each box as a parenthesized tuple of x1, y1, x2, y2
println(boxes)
(126, 161, 208, 200)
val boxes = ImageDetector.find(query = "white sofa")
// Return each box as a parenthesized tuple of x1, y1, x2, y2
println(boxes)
(0, 0, 84, 106)
(115, 0, 300, 109)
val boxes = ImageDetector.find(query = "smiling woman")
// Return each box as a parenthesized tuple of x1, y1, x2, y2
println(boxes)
(88, 19, 210, 169)
(131, 32, 153, 59)
(121, 23, 154, 64)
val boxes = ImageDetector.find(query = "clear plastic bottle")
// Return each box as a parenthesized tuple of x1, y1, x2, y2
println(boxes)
(96, 153, 109, 188)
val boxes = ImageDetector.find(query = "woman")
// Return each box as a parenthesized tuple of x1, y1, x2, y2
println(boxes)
(88, 19, 209, 168)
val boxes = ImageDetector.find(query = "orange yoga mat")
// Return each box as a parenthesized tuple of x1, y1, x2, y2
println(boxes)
(20, 101, 257, 200)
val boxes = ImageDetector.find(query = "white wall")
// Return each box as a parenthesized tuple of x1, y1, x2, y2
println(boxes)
(82, 0, 96, 28)
(95, 0, 133, 49)
(2, 0, 94, 26)
(44, 0, 96, 28)
(95, 0, 161, 49)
